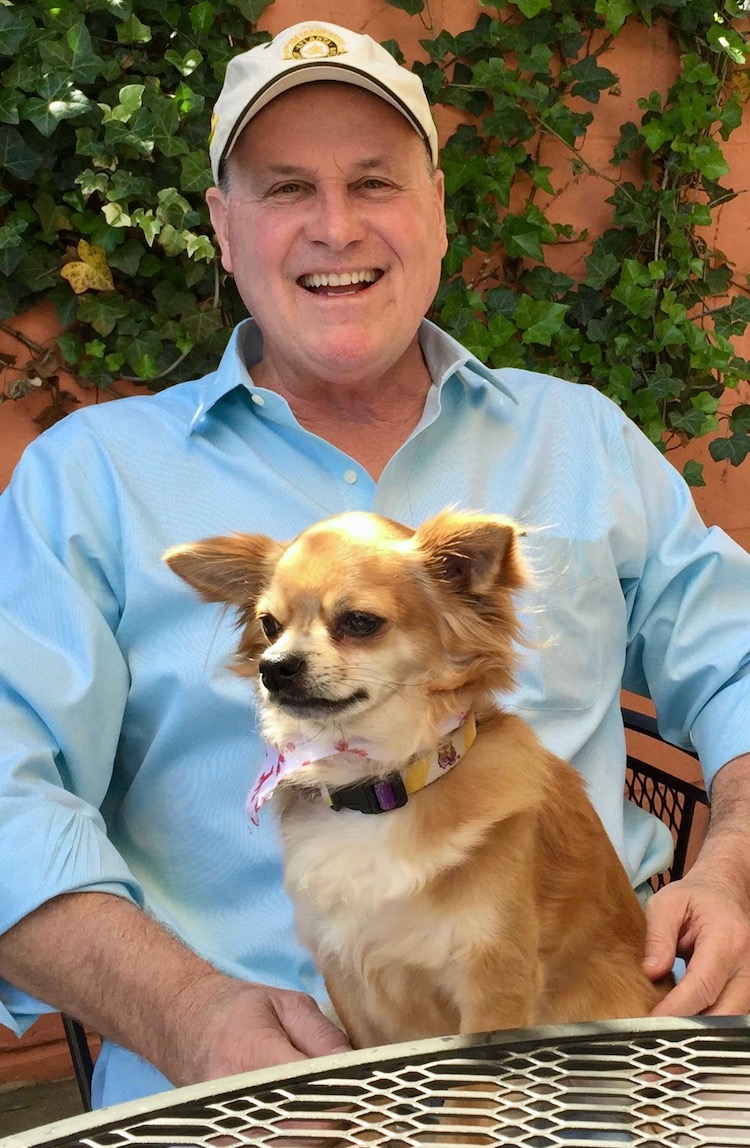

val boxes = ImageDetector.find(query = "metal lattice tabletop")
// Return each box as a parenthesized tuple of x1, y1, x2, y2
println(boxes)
(6, 1017, 750, 1148)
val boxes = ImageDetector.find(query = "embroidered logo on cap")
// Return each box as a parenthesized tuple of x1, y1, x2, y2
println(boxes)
(283, 28, 347, 61)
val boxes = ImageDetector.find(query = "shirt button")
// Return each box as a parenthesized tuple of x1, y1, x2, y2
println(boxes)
(251, 394, 265, 406)
(343, 469, 358, 485)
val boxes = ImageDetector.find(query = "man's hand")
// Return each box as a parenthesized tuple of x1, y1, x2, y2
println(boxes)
(642, 751, 750, 1017)
(174, 977, 351, 1086)
(0, 891, 350, 1090)
(644, 873, 750, 1016)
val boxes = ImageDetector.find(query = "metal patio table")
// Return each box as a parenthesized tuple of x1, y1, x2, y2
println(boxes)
(6, 1016, 750, 1148)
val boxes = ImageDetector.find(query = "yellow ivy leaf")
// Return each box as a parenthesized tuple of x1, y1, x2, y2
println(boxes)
(60, 240, 114, 294)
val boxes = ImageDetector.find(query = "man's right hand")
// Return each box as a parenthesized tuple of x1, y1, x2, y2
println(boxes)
(0, 891, 350, 1090)
(178, 976, 351, 1086)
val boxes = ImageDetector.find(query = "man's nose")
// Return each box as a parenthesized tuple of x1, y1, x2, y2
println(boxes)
(306, 187, 365, 248)
(259, 652, 307, 694)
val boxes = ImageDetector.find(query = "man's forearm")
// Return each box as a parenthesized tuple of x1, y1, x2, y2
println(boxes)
(0, 891, 231, 1082)
(691, 752, 750, 909)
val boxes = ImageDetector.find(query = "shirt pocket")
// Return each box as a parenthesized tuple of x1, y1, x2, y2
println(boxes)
(512, 537, 608, 713)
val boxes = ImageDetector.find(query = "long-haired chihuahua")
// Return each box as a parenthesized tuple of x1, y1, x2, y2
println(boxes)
(165, 508, 671, 1048)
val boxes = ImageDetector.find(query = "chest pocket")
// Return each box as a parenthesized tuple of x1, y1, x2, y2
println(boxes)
(512, 537, 609, 713)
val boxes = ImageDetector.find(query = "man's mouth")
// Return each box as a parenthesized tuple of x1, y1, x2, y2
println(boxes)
(297, 270, 383, 295)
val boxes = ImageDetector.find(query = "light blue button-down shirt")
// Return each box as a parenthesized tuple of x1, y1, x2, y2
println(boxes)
(1, 319, 750, 1106)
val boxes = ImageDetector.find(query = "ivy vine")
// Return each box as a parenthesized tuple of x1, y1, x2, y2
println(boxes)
(1, 0, 749, 481)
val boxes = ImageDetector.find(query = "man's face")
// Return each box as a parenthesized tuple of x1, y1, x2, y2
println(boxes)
(206, 84, 447, 390)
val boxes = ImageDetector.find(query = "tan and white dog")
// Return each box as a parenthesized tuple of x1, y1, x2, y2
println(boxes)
(165, 509, 671, 1049)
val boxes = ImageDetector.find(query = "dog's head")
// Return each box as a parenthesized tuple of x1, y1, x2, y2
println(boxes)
(164, 509, 527, 761)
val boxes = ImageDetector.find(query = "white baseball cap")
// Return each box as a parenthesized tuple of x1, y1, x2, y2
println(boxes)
(209, 21, 439, 182)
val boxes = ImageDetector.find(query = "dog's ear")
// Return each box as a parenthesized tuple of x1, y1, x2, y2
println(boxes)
(415, 510, 527, 597)
(163, 533, 283, 607)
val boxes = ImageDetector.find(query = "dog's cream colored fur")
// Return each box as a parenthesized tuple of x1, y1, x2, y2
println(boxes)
(165, 509, 671, 1049)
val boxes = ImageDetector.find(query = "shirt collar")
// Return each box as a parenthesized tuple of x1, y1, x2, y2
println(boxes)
(187, 317, 518, 436)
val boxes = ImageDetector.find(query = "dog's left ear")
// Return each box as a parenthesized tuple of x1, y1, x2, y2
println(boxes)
(415, 510, 527, 597)
(163, 533, 283, 607)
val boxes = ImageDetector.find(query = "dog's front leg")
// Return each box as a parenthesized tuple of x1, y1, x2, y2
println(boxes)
(456, 946, 542, 1036)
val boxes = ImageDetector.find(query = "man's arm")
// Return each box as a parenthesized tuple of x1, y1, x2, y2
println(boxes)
(643, 753, 750, 1015)
(0, 892, 350, 1086)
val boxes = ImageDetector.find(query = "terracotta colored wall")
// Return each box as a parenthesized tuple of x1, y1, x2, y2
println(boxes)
(0, 1, 747, 1088)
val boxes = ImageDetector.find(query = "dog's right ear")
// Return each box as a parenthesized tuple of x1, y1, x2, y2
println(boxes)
(415, 510, 527, 598)
(163, 534, 283, 608)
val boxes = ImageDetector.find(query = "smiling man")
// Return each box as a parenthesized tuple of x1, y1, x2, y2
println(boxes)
(1, 20, 750, 1111)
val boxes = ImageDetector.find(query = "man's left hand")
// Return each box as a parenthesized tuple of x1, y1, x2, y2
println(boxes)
(643, 871, 750, 1015)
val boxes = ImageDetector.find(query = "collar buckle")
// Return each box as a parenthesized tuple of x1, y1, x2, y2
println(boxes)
(328, 772, 408, 815)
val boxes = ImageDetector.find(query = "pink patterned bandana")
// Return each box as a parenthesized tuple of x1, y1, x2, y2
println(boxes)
(247, 712, 472, 827)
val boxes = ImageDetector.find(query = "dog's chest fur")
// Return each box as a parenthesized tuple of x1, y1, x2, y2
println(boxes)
(279, 794, 496, 976)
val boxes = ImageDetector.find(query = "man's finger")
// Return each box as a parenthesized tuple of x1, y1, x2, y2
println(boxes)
(700, 969, 750, 1016)
(274, 992, 352, 1059)
(649, 954, 724, 1017)
(642, 890, 684, 981)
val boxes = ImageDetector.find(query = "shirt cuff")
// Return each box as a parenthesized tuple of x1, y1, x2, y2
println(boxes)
(690, 677, 750, 792)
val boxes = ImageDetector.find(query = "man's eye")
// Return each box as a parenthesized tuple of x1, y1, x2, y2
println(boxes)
(269, 181, 306, 197)
(336, 612, 386, 638)
(259, 614, 283, 640)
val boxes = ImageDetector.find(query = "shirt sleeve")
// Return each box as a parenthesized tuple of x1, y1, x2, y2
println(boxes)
(0, 429, 144, 1035)
(615, 414, 750, 789)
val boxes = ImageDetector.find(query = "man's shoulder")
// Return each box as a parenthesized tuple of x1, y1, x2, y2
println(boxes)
(466, 361, 626, 422)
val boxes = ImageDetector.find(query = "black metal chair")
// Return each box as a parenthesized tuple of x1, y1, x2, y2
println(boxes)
(60, 706, 710, 1113)
(622, 706, 710, 888)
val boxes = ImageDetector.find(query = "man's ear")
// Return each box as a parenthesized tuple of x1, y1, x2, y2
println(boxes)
(205, 186, 233, 274)
(415, 510, 527, 596)
(163, 533, 284, 607)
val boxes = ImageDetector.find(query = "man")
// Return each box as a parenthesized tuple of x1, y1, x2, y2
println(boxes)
(1, 20, 749, 1110)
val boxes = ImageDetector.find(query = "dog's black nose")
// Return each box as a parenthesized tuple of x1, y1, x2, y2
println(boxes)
(259, 652, 306, 695)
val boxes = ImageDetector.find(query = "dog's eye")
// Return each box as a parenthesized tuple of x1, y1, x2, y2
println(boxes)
(259, 613, 283, 641)
(336, 611, 385, 638)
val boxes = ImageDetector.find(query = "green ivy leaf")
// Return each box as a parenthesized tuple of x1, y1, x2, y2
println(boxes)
(584, 251, 620, 290)
(39, 22, 105, 86)
(0, 6, 36, 57)
(25, 88, 91, 136)
(681, 459, 706, 487)
(509, 0, 552, 17)
(500, 215, 545, 262)
(116, 15, 152, 44)
(709, 435, 750, 466)
(0, 89, 20, 126)
(595, 0, 637, 35)
(77, 292, 130, 337)
(514, 297, 568, 345)
(227, 0, 275, 19)
(570, 56, 618, 104)
(0, 125, 42, 178)
(729, 405, 750, 435)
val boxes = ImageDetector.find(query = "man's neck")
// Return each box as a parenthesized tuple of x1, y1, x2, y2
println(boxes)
(251, 340, 434, 479)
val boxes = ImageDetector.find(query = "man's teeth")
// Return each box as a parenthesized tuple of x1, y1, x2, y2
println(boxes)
(300, 270, 379, 288)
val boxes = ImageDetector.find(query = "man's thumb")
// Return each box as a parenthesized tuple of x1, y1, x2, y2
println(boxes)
(642, 893, 681, 980)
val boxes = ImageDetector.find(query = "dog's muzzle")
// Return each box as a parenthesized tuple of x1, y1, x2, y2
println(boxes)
(258, 652, 368, 712)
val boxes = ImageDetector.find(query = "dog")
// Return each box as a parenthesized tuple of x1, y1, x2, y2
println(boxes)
(165, 508, 672, 1050)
